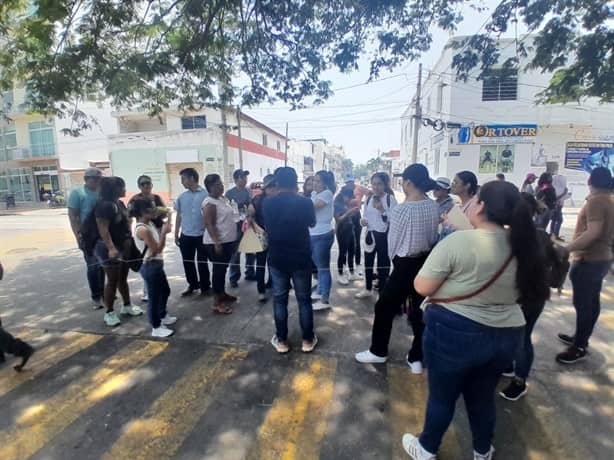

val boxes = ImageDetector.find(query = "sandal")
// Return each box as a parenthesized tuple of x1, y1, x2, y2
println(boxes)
(212, 304, 233, 315)
(221, 293, 238, 303)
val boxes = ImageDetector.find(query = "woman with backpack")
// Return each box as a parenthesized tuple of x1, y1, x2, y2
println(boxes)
(333, 187, 360, 285)
(94, 177, 144, 327)
(132, 197, 177, 338)
(499, 192, 569, 401)
(402, 181, 550, 460)
(535, 172, 557, 230)
(355, 172, 397, 299)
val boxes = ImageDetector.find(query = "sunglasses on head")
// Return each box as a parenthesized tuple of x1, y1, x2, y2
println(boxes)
(139, 181, 152, 186)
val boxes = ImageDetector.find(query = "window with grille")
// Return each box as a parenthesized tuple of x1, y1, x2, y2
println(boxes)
(29, 121, 55, 157)
(482, 69, 518, 101)
(181, 115, 207, 129)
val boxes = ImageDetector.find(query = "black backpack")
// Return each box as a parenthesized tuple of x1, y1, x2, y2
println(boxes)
(80, 207, 100, 256)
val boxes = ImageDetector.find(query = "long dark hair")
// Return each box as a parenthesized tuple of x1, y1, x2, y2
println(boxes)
(457, 171, 478, 196)
(479, 181, 550, 305)
(334, 187, 354, 205)
(316, 170, 336, 193)
(371, 171, 394, 195)
(537, 172, 552, 188)
(99, 177, 125, 201)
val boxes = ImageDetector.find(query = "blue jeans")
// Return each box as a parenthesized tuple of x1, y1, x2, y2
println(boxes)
(269, 266, 314, 342)
(310, 231, 334, 303)
(419, 305, 523, 455)
(82, 248, 105, 302)
(550, 205, 563, 237)
(570, 260, 610, 349)
(514, 301, 545, 380)
(140, 260, 170, 328)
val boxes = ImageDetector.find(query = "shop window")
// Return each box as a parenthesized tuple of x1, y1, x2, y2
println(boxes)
(482, 69, 518, 101)
(181, 115, 207, 129)
(0, 127, 17, 161)
(29, 121, 55, 157)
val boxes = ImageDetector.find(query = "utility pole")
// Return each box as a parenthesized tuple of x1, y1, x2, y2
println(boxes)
(236, 106, 243, 170)
(221, 108, 230, 187)
(284, 122, 288, 167)
(411, 63, 422, 165)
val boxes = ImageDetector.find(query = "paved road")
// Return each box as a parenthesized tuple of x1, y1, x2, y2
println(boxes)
(0, 209, 612, 460)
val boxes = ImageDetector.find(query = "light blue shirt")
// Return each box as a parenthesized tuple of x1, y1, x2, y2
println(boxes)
(174, 187, 208, 237)
(309, 189, 334, 236)
(67, 185, 99, 222)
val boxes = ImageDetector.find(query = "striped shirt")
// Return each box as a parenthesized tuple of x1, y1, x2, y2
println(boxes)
(387, 199, 440, 259)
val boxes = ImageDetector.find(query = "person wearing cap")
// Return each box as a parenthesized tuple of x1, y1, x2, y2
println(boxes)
(355, 172, 398, 299)
(68, 167, 105, 310)
(226, 169, 256, 287)
(248, 174, 277, 302)
(173, 168, 211, 297)
(355, 164, 440, 374)
(521, 173, 537, 196)
(433, 177, 454, 216)
(342, 172, 369, 273)
(556, 167, 614, 364)
(263, 167, 318, 354)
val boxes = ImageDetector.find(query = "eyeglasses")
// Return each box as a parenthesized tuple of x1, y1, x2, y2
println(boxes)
(139, 181, 152, 187)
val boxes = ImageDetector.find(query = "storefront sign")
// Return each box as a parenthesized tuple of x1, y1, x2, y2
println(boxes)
(565, 142, 614, 173)
(458, 124, 537, 145)
(448, 151, 461, 157)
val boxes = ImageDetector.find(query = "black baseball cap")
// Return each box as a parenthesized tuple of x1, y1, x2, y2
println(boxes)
(233, 169, 250, 180)
(394, 164, 437, 192)
(589, 167, 612, 189)
(274, 167, 298, 189)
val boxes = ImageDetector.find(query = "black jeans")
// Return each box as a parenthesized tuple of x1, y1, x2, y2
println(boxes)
(179, 234, 211, 291)
(336, 226, 355, 275)
(256, 250, 269, 294)
(370, 254, 429, 362)
(515, 301, 546, 380)
(140, 260, 170, 329)
(364, 231, 390, 291)
(205, 242, 235, 294)
(570, 260, 610, 348)
(352, 213, 362, 265)
(550, 204, 564, 237)
(81, 248, 105, 302)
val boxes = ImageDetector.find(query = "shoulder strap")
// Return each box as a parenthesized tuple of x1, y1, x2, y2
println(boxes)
(134, 223, 149, 256)
(429, 254, 514, 304)
(386, 193, 391, 208)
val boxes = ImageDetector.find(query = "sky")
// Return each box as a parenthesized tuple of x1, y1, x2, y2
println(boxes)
(244, 0, 521, 165)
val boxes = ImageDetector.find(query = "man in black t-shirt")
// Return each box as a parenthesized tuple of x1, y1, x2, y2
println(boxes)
(263, 167, 317, 354)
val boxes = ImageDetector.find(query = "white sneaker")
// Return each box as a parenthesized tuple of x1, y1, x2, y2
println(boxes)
(311, 293, 322, 301)
(408, 360, 423, 375)
(141, 295, 149, 302)
(91, 299, 104, 310)
(120, 305, 144, 316)
(312, 301, 331, 311)
(161, 315, 177, 326)
(402, 433, 437, 460)
(355, 264, 364, 276)
(311, 279, 318, 290)
(474, 446, 495, 460)
(348, 272, 362, 281)
(337, 274, 349, 285)
(258, 293, 267, 303)
(355, 350, 387, 364)
(152, 326, 174, 338)
(104, 312, 121, 327)
(355, 289, 373, 299)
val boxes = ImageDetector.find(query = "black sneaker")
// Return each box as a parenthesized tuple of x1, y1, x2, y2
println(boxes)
(14, 342, 34, 372)
(200, 288, 212, 297)
(556, 346, 587, 364)
(499, 380, 528, 401)
(181, 287, 197, 297)
(557, 333, 575, 346)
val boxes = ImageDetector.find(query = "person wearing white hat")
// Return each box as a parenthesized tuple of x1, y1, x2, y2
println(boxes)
(433, 177, 455, 216)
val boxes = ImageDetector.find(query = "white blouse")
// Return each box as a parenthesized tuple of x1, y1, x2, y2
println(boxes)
(202, 196, 238, 244)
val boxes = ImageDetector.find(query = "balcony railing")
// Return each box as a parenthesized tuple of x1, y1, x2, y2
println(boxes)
(1, 146, 56, 161)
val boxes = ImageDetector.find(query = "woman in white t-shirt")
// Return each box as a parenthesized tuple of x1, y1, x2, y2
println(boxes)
(202, 174, 239, 314)
(355, 172, 397, 299)
(309, 170, 336, 310)
(133, 198, 176, 338)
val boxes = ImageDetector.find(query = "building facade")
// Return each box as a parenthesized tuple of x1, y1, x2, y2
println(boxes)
(401, 36, 614, 201)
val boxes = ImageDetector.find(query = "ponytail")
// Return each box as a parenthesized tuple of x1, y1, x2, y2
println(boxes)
(480, 181, 550, 306)
(316, 170, 337, 194)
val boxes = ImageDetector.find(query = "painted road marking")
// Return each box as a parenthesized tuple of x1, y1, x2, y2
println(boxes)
(0, 340, 167, 460)
(103, 347, 247, 460)
(388, 367, 458, 459)
(0, 331, 102, 397)
(254, 357, 337, 460)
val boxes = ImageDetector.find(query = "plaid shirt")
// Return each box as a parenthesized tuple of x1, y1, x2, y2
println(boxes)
(387, 199, 440, 259)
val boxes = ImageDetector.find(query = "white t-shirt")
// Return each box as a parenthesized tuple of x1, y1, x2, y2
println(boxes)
(552, 174, 568, 205)
(363, 193, 398, 233)
(135, 223, 163, 262)
(309, 189, 334, 236)
(202, 196, 238, 244)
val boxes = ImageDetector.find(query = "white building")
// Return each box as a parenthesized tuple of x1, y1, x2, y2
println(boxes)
(0, 88, 117, 202)
(401, 36, 614, 201)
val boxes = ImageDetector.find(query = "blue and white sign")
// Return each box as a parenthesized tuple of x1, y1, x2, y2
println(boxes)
(458, 124, 537, 145)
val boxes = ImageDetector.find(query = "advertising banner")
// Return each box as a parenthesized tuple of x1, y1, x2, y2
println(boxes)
(565, 142, 614, 174)
(479, 145, 515, 173)
(458, 124, 537, 145)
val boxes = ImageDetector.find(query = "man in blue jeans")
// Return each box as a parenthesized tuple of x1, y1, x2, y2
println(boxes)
(557, 167, 614, 364)
(67, 167, 105, 309)
(263, 167, 318, 354)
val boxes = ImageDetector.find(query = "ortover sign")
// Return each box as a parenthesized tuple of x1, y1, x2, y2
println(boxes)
(458, 124, 537, 144)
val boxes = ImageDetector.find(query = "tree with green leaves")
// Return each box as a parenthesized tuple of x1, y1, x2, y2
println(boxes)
(0, 0, 611, 129)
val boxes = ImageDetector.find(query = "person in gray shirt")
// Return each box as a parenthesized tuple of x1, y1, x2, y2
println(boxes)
(226, 169, 256, 287)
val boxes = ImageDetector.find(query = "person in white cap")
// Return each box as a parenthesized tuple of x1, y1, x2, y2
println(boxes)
(433, 177, 455, 216)
(67, 167, 105, 309)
